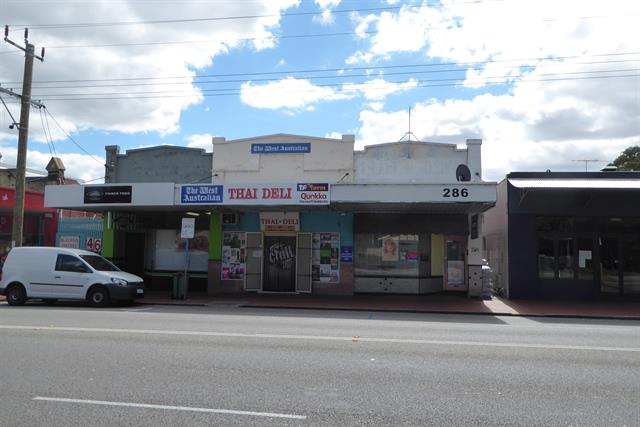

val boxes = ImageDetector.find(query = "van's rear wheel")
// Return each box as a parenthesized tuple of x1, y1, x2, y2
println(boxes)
(7, 284, 27, 306)
(87, 286, 109, 307)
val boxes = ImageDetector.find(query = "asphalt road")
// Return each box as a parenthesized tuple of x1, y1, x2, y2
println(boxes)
(0, 302, 639, 426)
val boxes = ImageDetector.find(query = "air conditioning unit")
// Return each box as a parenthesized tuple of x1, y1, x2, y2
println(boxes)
(222, 212, 239, 225)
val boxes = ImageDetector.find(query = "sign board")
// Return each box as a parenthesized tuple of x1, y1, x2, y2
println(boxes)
(181, 217, 196, 239)
(59, 235, 80, 248)
(470, 214, 479, 239)
(225, 183, 329, 205)
(83, 185, 132, 204)
(251, 143, 310, 154)
(259, 212, 299, 232)
(180, 185, 223, 204)
(340, 246, 353, 264)
(86, 237, 102, 253)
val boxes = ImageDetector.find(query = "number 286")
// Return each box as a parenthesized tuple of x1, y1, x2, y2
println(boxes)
(442, 188, 469, 198)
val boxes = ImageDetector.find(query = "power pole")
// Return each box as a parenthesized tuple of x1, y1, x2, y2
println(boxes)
(4, 26, 45, 247)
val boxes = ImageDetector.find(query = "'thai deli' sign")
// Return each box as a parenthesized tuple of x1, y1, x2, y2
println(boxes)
(225, 183, 329, 205)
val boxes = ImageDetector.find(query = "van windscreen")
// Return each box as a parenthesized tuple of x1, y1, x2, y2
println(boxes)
(80, 255, 120, 271)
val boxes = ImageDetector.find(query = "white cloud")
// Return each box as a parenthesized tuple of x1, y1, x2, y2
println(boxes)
(0, 1, 300, 140)
(185, 133, 214, 151)
(240, 77, 351, 111)
(357, 67, 640, 180)
(348, 0, 640, 178)
(314, 0, 341, 25)
(0, 145, 105, 183)
(342, 78, 417, 101)
(241, 77, 417, 111)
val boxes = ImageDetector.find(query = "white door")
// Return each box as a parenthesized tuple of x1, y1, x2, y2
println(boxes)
(53, 254, 94, 298)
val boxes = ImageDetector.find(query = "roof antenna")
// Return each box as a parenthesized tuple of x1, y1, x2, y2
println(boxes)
(397, 107, 420, 142)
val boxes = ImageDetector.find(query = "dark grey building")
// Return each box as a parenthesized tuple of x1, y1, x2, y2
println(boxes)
(483, 171, 640, 299)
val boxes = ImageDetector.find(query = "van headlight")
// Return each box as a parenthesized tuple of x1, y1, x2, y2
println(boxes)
(111, 278, 128, 286)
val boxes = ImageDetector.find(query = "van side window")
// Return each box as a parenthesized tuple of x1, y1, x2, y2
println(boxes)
(56, 254, 90, 273)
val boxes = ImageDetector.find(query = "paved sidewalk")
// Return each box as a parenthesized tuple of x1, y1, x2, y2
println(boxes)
(138, 292, 640, 320)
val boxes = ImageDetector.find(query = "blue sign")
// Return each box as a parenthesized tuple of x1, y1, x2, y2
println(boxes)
(251, 143, 311, 154)
(181, 185, 223, 204)
(340, 246, 353, 264)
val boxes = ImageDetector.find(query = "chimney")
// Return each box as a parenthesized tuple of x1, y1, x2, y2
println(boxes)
(45, 157, 66, 184)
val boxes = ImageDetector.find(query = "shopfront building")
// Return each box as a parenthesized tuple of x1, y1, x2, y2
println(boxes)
(483, 172, 640, 300)
(45, 133, 496, 296)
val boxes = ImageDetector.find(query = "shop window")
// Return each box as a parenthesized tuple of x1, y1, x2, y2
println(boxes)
(577, 238, 594, 280)
(355, 233, 421, 278)
(557, 238, 575, 279)
(537, 238, 555, 279)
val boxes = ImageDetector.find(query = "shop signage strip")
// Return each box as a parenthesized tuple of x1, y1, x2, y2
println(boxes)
(251, 143, 310, 154)
(179, 183, 329, 205)
(84, 185, 132, 204)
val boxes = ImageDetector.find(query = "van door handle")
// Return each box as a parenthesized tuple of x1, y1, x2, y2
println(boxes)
(54, 275, 61, 279)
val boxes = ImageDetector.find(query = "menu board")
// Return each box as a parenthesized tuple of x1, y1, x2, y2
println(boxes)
(222, 231, 246, 280)
(312, 232, 340, 283)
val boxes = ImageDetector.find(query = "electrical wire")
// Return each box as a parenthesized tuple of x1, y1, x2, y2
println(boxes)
(39, 107, 55, 158)
(8, 51, 639, 87)
(35, 73, 640, 101)
(28, 68, 640, 99)
(43, 107, 105, 167)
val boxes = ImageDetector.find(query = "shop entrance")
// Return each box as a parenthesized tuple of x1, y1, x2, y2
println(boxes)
(600, 236, 640, 295)
(262, 235, 297, 292)
(444, 237, 466, 291)
(124, 232, 145, 276)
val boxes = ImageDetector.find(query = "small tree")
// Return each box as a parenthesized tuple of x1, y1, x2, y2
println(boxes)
(611, 146, 640, 171)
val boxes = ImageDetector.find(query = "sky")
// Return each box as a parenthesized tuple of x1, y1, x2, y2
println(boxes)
(0, 0, 638, 183)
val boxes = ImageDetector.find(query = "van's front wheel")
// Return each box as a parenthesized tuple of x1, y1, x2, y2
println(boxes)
(6, 284, 27, 306)
(87, 286, 109, 307)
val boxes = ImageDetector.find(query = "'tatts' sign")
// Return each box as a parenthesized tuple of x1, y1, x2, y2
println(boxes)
(296, 183, 329, 204)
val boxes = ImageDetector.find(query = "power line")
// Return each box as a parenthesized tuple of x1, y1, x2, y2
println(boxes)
(43, 107, 104, 167)
(8, 51, 640, 87)
(35, 73, 640, 102)
(11, 2, 511, 30)
(28, 68, 640, 98)
(22, 59, 640, 91)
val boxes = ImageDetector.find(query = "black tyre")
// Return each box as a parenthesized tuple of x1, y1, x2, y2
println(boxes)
(7, 284, 27, 306)
(87, 286, 109, 307)
(43, 299, 58, 305)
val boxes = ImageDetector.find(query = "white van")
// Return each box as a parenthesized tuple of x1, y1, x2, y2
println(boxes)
(0, 247, 144, 307)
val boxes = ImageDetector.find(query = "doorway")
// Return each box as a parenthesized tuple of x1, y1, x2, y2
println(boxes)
(599, 236, 640, 295)
(444, 237, 466, 291)
(124, 232, 145, 276)
(262, 235, 297, 292)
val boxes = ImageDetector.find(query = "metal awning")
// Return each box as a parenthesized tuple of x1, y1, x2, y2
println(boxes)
(509, 178, 640, 189)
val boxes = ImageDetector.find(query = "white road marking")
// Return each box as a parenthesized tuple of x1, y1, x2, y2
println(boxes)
(1, 324, 638, 352)
(33, 397, 307, 420)
(120, 307, 154, 312)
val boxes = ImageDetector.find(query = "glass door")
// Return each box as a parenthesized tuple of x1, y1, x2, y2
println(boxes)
(600, 237, 621, 294)
(621, 239, 640, 294)
(262, 235, 297, 292)
(444, 237, 466, 291)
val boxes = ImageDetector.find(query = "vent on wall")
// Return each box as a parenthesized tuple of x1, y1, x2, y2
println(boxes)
(222, 212, 239, 225)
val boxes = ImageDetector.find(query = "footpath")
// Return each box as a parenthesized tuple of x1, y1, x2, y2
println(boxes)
(139, 292, 640, 320)
(2, 293, 638, 320)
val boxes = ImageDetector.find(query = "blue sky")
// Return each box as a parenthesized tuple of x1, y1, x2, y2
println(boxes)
(0, 0, 638, 182)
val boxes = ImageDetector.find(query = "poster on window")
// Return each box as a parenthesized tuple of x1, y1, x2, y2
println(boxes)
(312, 232, 340, 283)
(381, 235, 399, 261)
(222, 231, 246, 280)
(447, 260, 465, 287)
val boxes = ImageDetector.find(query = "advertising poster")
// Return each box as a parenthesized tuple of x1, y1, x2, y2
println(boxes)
(447, 260, 465, 286)
(381, 235, 399, 262)
(312, 232, 340, 283)
(222, 231, 246, 280)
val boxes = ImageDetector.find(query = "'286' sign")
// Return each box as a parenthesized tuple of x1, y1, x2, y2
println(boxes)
(86, 237, 102, 253)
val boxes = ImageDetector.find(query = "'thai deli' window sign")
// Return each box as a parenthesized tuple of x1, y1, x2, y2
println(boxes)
(225, 183, 329, 205)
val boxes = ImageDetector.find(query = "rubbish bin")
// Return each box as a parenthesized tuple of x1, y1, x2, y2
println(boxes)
(172, 272, 188, 299)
